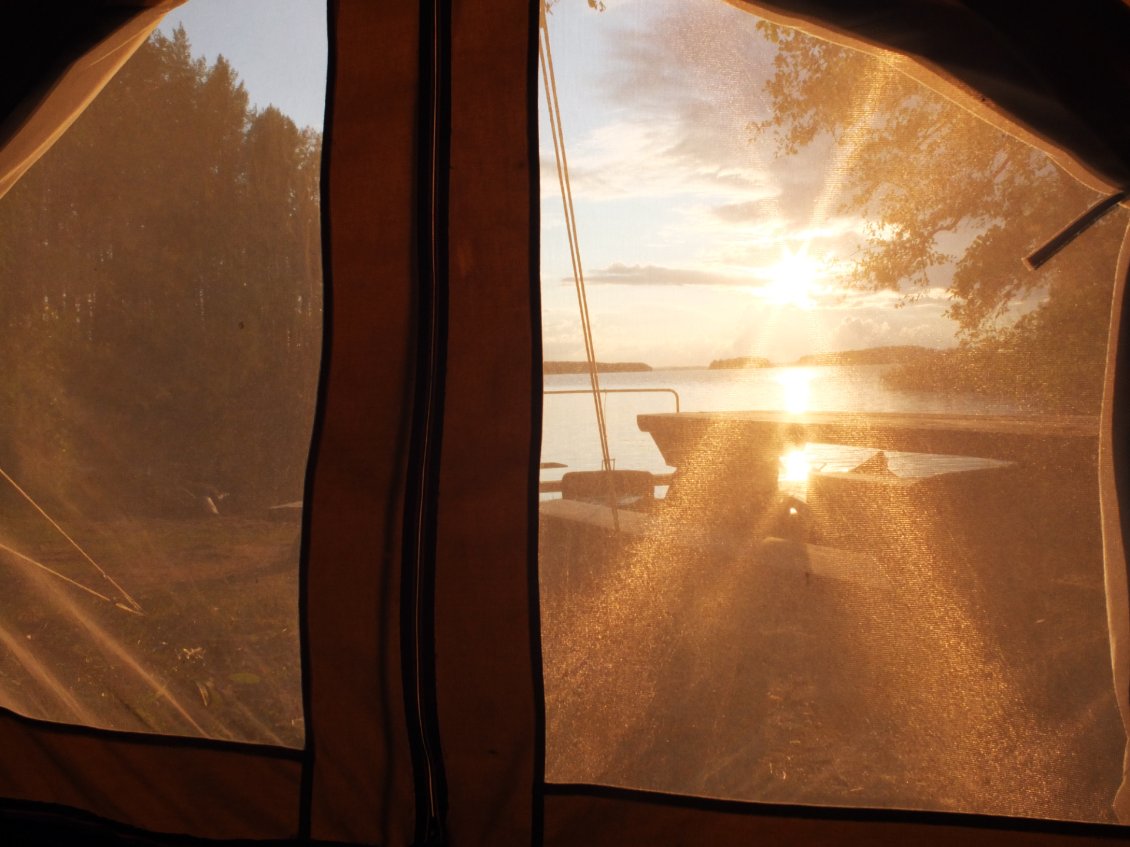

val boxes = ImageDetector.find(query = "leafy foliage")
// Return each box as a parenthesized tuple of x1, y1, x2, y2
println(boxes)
(754, 21, 1121, 409)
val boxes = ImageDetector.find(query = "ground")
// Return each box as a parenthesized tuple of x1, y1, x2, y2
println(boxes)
(0, 516, 303, 748)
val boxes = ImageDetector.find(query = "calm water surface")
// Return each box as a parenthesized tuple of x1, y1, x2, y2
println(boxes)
(541, 364, 1032, 485)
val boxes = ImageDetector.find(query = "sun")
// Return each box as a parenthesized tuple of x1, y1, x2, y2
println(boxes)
(762, 245, 822, 309)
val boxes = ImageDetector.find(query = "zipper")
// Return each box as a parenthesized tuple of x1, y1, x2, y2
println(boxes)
(402, 0, 451, 844)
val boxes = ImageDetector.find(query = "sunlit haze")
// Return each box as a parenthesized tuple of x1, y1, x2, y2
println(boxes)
(761, 245, 823, 309)
(540, 0, 962, 367)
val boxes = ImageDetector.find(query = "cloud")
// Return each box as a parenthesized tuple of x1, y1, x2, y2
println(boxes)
(696, 214, 868, 267)
(539, 2, 791, 210)
(829, 309, 955, 351)
(832, 315, 892, 349)
(711, 200, 776, 223)
(542, 2, 896, 284)
(538, 0, 970, 364)
(603, 1, 775, 127)
(580, 261, 913, 314)
(582, 258, 871, 299)
(584, 262, 749, 287)
(541, 117, 779, 204)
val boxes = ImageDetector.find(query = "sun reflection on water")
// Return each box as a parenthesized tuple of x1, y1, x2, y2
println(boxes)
(780, 446, 810, 483)
(774, 367, 814, 497)
(774, 367, 814, 415)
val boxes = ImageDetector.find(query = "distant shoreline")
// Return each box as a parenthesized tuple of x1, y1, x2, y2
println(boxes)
(688, 345, 947, 370)
(541, 346, 1100, 414)
(708, 356, 772, 370)
(544, 346, 950, 373)
(793, 345, 938, 367)
(543, 361, 652, 374)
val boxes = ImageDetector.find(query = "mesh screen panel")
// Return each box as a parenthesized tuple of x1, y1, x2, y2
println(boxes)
(0, 4, 325, 746)
(539, 0, 1126, 821)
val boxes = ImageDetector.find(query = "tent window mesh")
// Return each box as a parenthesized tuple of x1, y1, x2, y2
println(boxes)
(538, 0, 1127, 822)
(0, 2, 326, 747)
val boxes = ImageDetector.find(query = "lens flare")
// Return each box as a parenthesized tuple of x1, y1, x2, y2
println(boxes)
(773, 367, 814, 415)
(763, 245, 822, 309)
(780, 447, 811, 483)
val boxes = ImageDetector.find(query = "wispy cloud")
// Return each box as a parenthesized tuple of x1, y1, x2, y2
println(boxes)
(711, 200, 776, 223)
(583, 262, 749, 287)
(541, 117, 778, 203)
(539, 0, 967, 363)
(581, 260, 867, 307)
(542, 1, 786, 209)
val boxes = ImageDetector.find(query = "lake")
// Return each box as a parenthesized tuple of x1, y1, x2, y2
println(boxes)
(541, 364, 1032, 488)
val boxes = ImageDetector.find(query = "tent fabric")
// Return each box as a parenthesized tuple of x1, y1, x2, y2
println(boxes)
(543, 789, 1130, 847)
(0, 0, 1129, 845)
(304, 2, 418, 842)
(435, 2, 539, 844)
(729, 0, 1130, 193)
(1107, 216, 1130, 822)
(0, 2, 183, 202)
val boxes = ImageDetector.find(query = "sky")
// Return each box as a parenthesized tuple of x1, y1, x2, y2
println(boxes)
(156, 0, 327, 131)
(145, 0, 1046, 370)
(540, 0, 970, 368)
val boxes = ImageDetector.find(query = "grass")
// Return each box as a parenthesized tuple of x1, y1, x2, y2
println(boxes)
(0, 515, 304, 747)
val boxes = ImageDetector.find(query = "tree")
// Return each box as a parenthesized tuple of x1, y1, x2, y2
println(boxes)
(0, 27, 323, 515)
(754, 21, 1120, 409)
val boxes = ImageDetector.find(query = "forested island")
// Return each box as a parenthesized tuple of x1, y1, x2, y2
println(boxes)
(795, 346, 936, 367)
(544, 361, 652, 374)
(696, 343, 1103, 413)
(708, 356, 773, 370)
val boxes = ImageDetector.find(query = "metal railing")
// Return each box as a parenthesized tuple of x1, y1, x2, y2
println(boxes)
(544, 387, 681, 413)
(539, 470, 675, 494)
(540, 387, 682, 495)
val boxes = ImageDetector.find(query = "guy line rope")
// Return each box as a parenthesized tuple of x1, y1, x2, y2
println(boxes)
(539, 1, 621, 530)
(0, 465, 142, 614)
